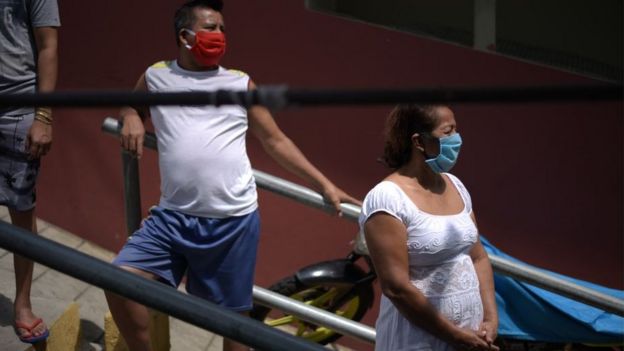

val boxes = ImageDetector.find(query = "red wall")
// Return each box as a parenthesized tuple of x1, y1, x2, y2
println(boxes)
(36, 1, 622, 349)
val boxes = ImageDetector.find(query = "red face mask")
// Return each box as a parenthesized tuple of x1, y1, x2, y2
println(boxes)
(185, 30, 226, 67)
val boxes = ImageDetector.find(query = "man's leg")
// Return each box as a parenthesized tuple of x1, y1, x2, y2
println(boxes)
(105, 266, 160, 351)
(10, 208, 48, 339)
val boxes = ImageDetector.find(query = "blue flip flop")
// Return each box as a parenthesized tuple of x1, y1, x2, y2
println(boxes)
(15, 317, 50, 344)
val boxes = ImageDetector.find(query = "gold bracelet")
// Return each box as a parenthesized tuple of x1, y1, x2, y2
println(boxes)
(35, 107, 52, 117)
(35, 113, 53, 122)
(34, 114, 52, 125)
(35, 108, 53, 123)
(35, 110, 52, 119)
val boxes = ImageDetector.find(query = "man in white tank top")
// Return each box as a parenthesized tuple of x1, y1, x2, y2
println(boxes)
(104, 1, 361, 351)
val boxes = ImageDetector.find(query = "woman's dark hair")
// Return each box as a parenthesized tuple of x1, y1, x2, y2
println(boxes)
(381, 104, 441, 169)
(174, 0, 224, 44)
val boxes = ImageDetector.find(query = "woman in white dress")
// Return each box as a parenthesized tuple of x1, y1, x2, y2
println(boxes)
(359, 104, 498, 351)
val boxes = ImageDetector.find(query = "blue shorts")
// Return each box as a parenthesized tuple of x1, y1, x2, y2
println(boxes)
(113, 206, 261, 311)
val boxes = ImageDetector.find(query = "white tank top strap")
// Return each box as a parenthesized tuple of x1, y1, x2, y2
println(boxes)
(444, 173, 472, 213)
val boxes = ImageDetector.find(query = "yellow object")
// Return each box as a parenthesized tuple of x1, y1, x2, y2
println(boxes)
(150, 61, 171, 69)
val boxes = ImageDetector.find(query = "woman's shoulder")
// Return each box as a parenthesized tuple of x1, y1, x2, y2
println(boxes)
(362, 180, 407, 211)
(365, 180, 403, 198)
(360, 180, 407, 225)
(443, 172, 472, 210)
(443, 172, 469, 191)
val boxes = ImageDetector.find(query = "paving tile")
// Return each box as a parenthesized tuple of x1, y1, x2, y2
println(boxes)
(0, 252, 12, 273)
(0, 252, 50, 281)
(0, 206, 8, 220)
(0, 269, 16, 297)
(31, 269, 89, 303)
(170, 317, 216, 351)
(39, 225, 84, 249)
(75, 242, 115, 263)
(206, 334, 223, 351)
(36, 218, 50, 233)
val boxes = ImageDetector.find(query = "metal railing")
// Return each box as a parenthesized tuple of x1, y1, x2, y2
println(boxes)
(102, 117, 624, 324)
(0, 221, 328, 351)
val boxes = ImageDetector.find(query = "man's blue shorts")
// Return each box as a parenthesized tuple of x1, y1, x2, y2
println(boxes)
(113, 206, 260, 312)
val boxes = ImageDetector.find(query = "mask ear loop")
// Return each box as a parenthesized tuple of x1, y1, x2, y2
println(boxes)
(411, 132, 427, 154)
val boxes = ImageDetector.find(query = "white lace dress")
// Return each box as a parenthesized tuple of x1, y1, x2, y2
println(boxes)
(359, 173, 483, 351)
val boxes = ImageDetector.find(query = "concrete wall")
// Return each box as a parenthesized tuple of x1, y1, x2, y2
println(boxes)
(34, 1, 622, 349)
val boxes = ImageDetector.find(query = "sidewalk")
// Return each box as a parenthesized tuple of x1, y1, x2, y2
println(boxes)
(0, 208, 356, 351)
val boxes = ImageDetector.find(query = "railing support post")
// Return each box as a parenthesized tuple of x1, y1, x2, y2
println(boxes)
(121, 150, 142, 235)
(117, 149, 171, 351)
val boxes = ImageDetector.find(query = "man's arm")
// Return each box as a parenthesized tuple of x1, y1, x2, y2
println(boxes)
(247, 80, 361, 214)
(34, 27, 57, 93)
(27, 26, 58, 159)
(120, 73, 149, 159)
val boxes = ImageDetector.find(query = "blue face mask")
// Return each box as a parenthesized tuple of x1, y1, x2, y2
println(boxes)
(424, 133, 462, 173)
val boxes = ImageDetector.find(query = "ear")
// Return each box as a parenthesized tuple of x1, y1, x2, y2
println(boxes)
(411, 133, 425, 152)
(179, 29, 191, 47)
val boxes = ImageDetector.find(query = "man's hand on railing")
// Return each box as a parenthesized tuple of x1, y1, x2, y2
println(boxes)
(120, 113, 145, 159)
(321, 183, 362, 217)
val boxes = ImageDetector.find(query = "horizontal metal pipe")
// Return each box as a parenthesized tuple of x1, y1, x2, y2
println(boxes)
(252, 169, 362, 221)
(0, 221, 327, 351)
(3, 84, 622, 110)
(101, 117, 624, 318)
(253, 286, 376, 344)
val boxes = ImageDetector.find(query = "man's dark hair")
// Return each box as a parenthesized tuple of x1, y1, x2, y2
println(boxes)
(174, 0, 224, 44)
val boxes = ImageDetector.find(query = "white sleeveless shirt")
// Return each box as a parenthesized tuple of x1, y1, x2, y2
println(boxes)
(145, 60, 257, 218)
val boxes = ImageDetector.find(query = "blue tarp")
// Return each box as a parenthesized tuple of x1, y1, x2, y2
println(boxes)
(481, 237, 624, 344)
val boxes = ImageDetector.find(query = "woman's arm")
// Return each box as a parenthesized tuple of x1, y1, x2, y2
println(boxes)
(469, 212, 499, 345)
(365, 212, 493, 350)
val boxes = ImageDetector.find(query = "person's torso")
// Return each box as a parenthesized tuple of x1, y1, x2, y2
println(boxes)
(145, 60, 257, 218)
(394, 176, 479, 295)
(365, 174, 480, 296)
(0, 0, 60, 116)
(367, 175, 484, 348)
